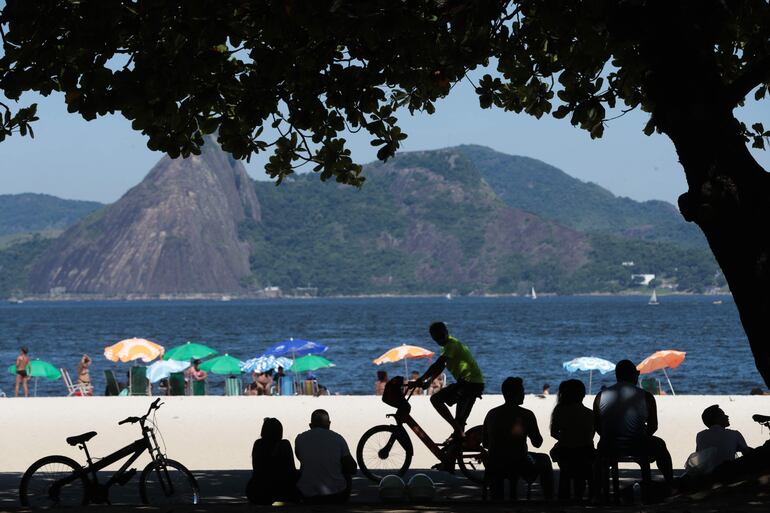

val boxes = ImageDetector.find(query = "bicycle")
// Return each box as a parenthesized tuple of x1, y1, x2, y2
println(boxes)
(356, 376, 486, 484)
(19, 398, 199, 508)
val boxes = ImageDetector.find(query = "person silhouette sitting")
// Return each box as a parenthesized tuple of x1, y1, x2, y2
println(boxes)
(295, 409, 357, 504)
(246, 418, 298, 505)
(483, 377, 554, 500)
(593, 360, 674, 488)
(550, 379, 595, 501)
(696, 405, 751, 470)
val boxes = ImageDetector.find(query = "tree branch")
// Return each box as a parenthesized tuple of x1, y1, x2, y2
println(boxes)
(727, 56, 770, 106)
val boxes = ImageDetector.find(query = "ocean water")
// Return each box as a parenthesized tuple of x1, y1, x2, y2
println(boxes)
(0, 295, 760, 397)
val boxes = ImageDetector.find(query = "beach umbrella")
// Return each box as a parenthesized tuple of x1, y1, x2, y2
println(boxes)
(241, 356, 293, 374)
(146, 360, 191, 383)
(104, 338, 164, 363)
(562, 356, 615, 394)
(7, 359, 61, 380)
(200, 354, 243, 375)
(163, 341, 217, 362)
(290, 355, 335, 374)
(637, 350, 686, 395)
(262, 338, 328, 358)
(373, 344, 434, 375)
(7, 359, 61, 396)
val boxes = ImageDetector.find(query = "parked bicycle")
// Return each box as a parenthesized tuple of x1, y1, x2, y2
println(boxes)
(356, 376, 486, 483)
(20, 398, 199, 508)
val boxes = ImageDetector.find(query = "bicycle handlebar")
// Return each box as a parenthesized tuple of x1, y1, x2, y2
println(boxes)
(118, 399, 163, 426)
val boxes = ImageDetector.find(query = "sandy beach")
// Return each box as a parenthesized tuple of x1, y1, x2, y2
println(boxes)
(1, 394, 768, 474)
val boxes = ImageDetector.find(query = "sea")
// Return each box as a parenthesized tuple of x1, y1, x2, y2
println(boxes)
(0, 294, 760, 397)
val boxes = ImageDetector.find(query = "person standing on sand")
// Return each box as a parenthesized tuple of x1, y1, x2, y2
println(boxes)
(77, 354, 93, 396)
(15, 347, 30, 397)
(374, 370, 388, 395)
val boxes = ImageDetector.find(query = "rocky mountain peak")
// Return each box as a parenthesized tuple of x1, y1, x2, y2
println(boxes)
(29, 138, 260, 295)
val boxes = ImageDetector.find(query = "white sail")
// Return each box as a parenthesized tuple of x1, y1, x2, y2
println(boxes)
(648, 289, 659, 305)
(531, 287, 537, 300)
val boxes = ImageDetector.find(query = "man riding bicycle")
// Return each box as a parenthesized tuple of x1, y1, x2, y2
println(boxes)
(414, 322, 485, 449)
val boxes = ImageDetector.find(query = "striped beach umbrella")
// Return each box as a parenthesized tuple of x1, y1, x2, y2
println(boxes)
(104, 338, 164, 363)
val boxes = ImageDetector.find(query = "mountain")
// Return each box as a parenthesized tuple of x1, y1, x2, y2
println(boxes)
(0, 193, 102, 239)
(28, 138, 260, 295)
(243, 149, 591, 295)
(9, 142, 723, 298)
(457, 145, 708, 249)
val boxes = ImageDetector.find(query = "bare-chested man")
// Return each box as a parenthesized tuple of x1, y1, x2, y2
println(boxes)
(15, 347, 30, 397)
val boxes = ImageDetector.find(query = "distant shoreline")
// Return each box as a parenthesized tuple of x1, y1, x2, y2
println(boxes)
(6, 290, 732, 302)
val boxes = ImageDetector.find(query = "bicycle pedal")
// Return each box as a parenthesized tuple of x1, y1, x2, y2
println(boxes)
(116, 468, 136, 486)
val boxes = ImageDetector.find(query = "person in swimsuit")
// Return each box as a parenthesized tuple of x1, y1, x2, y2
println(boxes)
(15, 347, 30, 397)
(77, 354, 93, 396)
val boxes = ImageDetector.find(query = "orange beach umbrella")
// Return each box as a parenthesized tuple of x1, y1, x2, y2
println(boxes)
(637, 350, 686, 395)
(373, 344, 434, 375)
(104, 338, 164, 363)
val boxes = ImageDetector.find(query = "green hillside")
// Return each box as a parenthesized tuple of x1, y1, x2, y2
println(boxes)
(239, 149, 723, 295)
(458, 145, 708, 249)
(0, 193, 103, 238)
(0, 236, 52, 298)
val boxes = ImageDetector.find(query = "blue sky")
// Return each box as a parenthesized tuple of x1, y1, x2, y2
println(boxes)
(1, 74, 768, 205)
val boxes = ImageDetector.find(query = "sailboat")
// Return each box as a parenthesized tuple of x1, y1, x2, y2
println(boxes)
(648, 289, 659, 305)
(446, 293, 452, 300)
(530, 287, 537, 300)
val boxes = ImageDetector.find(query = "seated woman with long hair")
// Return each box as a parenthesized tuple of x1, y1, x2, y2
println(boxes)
(246, 418, 298, 505)
(550, 379, 595, 502)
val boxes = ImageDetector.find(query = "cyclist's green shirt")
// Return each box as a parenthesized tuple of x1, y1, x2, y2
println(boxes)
(441, 336, 484, 384)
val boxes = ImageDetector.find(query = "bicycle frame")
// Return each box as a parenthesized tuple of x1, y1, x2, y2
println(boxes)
(391, 408, 445, 461)
(56, 424, 164, 498)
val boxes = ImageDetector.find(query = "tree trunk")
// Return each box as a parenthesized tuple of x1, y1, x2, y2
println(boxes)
(639, 6, 770, 388)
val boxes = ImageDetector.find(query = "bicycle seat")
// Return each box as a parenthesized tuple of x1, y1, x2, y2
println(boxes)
(752, 414, 770, 423)
(66, 431, 97, 446)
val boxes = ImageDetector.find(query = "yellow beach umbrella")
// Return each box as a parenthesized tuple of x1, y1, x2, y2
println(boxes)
(373, 344, 434, 375)
(104, 338, 164, 363)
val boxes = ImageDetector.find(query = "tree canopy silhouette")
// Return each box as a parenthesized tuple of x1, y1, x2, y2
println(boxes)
(2, 0, 770, 385)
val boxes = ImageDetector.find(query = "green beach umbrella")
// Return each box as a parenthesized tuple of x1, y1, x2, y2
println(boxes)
(200, 354, 243, 375)
(290, 355, 335, 374)
(163, 342, 217, 362)
(7, 359, 61, 380)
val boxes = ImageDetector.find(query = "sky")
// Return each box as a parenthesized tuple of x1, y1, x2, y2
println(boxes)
(1, 76, 768, 205)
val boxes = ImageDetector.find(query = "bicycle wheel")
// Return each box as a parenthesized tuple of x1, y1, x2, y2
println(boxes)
(19, 455, 88, 508)
(356, 425, 412, 482)
(139, 458, 199, 505)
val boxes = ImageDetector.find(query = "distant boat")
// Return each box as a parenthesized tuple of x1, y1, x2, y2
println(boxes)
(220, 295, 232, 302)
(648, 289, 659, 305)
(712, 300, 723, 305)
(446, 293, 452, 300)
(530, 287, 537, 300)
(8, 298, 23, 304)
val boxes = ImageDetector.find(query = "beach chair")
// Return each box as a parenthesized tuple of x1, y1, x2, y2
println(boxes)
(169, 372, 186, 396)
(279, 375, 295, 396)
(129, 366, 150, 396)
(225, 376, 242, 396)
(641, 378, 662, 395)
(61, 368, 87, 397)
(104, 370, 121, 396)
(192, 379, 207, 396)
(302, 379, 319, 396)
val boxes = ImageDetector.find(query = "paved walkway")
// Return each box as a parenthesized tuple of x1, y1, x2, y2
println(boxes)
(2, 469, 769, 512)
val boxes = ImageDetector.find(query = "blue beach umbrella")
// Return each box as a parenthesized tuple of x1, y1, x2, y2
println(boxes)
(241, 356, 293, 374)
(562, 356, 615, 394)
(146, 359, 190, 383)
(262, 338, 328, 358)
